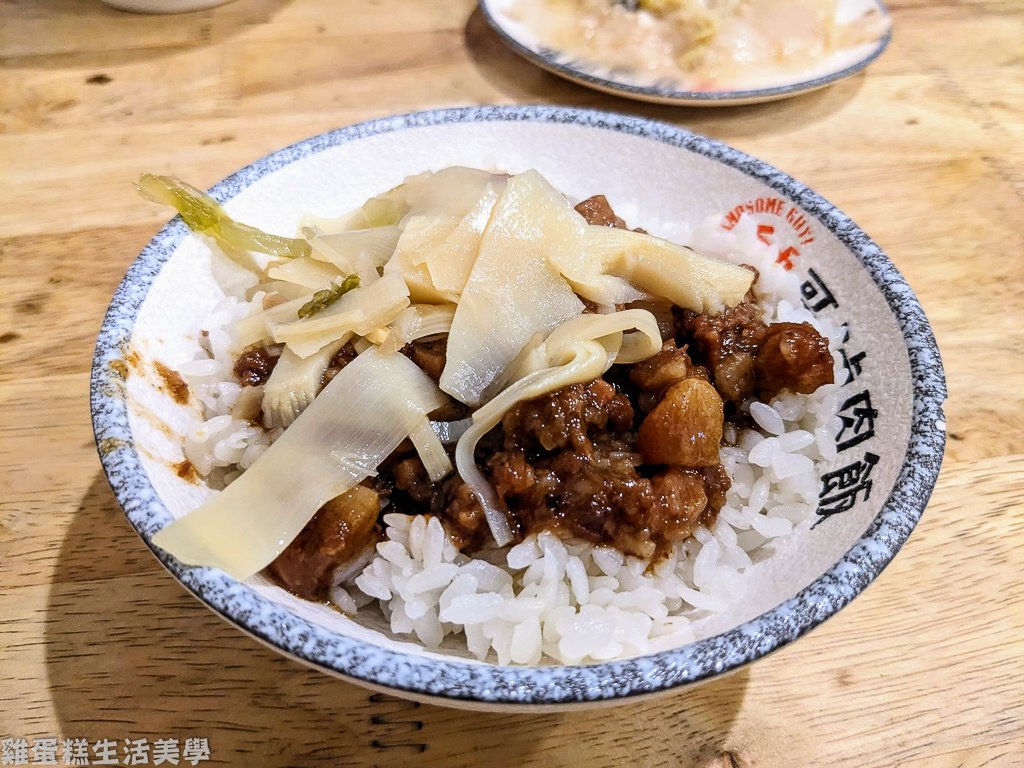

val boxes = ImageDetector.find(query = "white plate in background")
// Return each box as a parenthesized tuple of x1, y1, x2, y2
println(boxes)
(480, 0, 892, 106)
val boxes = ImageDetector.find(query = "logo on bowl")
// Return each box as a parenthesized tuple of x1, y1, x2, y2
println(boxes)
(719, 200, 883, 529)
(721, 196, 816, 271)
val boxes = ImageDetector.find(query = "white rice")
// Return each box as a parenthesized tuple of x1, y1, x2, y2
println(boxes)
(181, 211, 843, 665)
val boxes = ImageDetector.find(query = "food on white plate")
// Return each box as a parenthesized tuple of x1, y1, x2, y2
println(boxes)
(506, 0, 891, 91)
(143, 167, 842, 665)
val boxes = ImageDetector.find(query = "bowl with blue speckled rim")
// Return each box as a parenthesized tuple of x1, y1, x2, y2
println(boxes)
(479, 0, 893, 107)
(91, 105, 945, 710)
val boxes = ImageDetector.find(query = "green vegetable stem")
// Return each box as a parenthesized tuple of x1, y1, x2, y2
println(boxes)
(297, 275, 361, 319)
(137, 173, 311, 261)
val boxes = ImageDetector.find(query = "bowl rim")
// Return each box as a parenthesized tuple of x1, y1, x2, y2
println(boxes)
(477, 0, 893, 106)
(91, 105, 946, 706)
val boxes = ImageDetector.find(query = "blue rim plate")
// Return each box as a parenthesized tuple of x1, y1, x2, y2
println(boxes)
(91, 106, 944, 708)
(479, 0, 893, 106)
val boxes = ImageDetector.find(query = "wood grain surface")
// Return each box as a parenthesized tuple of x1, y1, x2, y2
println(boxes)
(1, 1, 1022, 766)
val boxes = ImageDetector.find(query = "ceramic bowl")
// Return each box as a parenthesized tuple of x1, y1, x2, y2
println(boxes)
(480, 0, 892, 106)
(99, 0, 233, 13)
(91, 106, 945, 710)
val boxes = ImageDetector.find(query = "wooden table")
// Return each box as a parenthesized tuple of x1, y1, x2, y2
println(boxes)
(2, 1, 1022, 765)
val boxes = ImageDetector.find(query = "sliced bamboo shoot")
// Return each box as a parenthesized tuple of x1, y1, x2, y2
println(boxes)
(409, 417, 453, 482)
(309, 226, 402, 273)
(271, 272, 410, 358)
(583, 226, 754, 313)
(262, 339, 346, 428)
(376, 304, 455, 356)
(152, 348, 448, 579)
(440, 170, 585, 406)
(267, 257, 344, 291)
